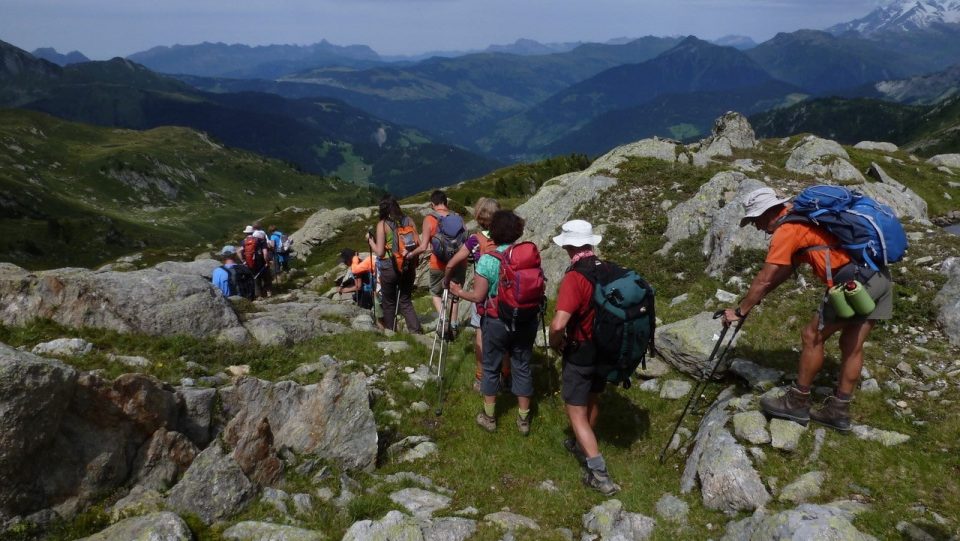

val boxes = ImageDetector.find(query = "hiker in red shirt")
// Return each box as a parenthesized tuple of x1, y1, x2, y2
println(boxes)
(722, 187, 893, 431)
(549, 219, 619, 496)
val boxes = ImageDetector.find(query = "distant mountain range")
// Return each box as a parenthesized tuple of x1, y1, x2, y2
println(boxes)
(30, 47, 89, 66)
(829, 0, 960, 36)
(0, 40, 498, 195)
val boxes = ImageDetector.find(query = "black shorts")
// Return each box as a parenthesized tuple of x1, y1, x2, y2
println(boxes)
(561, 361, 607, 406)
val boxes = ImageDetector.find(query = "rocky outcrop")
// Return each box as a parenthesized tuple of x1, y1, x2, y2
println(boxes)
(655, 312, 737, 380)
(681, 387, 770, 514)
(927, 154, 960, 169)
(936, 257, 960, 347)
(231, 417, 284, 487)
(242, 291, 356, 346)
(854, 141, 898, 153)
(786, 136, 865, 182)
(128, 428, 198, 491)
(343, 510, 476, 541)
(691, 112, 757, 165)
(223, 521, 324, 541)
(78, 512, 192, 541)
(0, 262, 245, 340)
(165, 440, 255, 525)
(721, 501, 876, 540)
(863, 163, 931, 225)
(220, 368, 377, 472)
(288, 207, 373, 259)
(0, 345, 182, 519)
(31, 338, 93, 357)
(659, 171, 770, 275)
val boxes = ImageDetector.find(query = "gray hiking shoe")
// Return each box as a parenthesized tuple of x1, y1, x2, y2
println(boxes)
(475, 411, 497, 432)
(516, 415, 530, 436)
(582, 467, 620, 496)
(760, 385, 811, 425)
(563, 438, 587, 466)
(810, 395, 852, 432)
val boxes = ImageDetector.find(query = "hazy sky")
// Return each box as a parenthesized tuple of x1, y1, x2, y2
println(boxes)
(1, 0, 885, 59)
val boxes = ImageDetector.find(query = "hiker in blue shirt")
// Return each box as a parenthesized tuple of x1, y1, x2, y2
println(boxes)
(212, 246, 239, 296)
(268, 225, 288, 281)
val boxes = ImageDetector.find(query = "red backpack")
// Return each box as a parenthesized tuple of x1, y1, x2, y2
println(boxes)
(485, 241, 546, 327)
(242, 236, 264, 270)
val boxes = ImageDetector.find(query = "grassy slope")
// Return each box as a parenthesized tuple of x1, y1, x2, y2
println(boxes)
(0, 108, 377, 269)
(2, 139, 959, 540)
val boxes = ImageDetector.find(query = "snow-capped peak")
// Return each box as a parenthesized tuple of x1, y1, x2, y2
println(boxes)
(829, 0, 960, 36)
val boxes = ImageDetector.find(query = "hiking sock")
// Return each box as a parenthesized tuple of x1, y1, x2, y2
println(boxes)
(794, 383, 811, 393)
(483, 402, 495, 417)
(518, 409, 530, 421)
(835, 390, 852, 401)
(586, 454, 606, 472)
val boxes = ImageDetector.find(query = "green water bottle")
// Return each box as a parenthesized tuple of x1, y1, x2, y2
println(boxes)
(845, 280, 876, 316)
(828, 284, 856, 319)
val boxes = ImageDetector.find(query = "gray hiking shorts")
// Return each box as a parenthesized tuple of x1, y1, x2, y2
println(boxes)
(821, 267, 893, 324)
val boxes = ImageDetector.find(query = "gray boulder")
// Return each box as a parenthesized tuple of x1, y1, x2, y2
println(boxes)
(388, 488, 451, 518)
(128, 428, 198, 491)
(31, 338, 93, 357)
(154, 259, 221, 279)
(78, 512, 192, 541)
(729, 358, 783, 391)
(484, 511, 540, 532)
(732, 411, 770, 445)
(692, 112, 757, 165)
(927, 154, 960, 169)
(655, 493, 689, 525)
(681, 387, 770, 514)
(770, 418, 806, 451)
(862, 163, 931, 225)
(1, 347, 181, 519)
(288, 207, 372, 258)
(0, 262, 245, 339)
(656, 312, 736, 379)
(581, 499, 656, 540)
(721, 500, 876, 540)
(165, 440, 255, 525)
(936, 258, 960, 347)
(341, 510, 425, 540)
(779, 471, 825, 504)
(421, 517, 477, 541)
(660, 380, 692, 399)
(851, 424, 910, 446)
(786, 136, 865, 182)
(176, 387, 216, 447)
(854, 141, 898, 153)
(220, 368, 377, 472)
(222, 521, 324, 541)
(242, 292, 357, 346)
(110, 485, 165, 522)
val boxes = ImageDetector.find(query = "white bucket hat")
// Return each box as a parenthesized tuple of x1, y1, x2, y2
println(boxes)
(553, 219, 601, 248)
(243, 225, 254, 234)
(739, 187, 790, 227)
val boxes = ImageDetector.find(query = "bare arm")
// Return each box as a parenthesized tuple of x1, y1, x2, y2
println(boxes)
(374, 221, 387, 258)
(722, 262, 794, 324)
(408, 216, 431, 258)
(549, 310, 573, 352)
(449, 274, 488, 304)
(443, 244, 471, 283)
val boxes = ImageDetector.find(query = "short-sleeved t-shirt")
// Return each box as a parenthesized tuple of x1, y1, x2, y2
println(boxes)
(475, 244, 509, 299)
(556, 268, 595, 343)
(766, 208, 851, 284)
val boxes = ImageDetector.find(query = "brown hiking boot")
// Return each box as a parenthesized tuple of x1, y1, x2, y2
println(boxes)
(516, 415, 530, 436)
(475, 411, 497, 432)
(810, 395, 852, 432)
(760, 385, 811, 425)
(582, 467, 620, 496)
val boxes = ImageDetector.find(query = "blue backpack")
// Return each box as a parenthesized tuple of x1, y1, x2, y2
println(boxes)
(779, 185, 908, 271)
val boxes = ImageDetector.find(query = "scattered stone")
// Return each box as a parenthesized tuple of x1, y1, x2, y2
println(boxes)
(860, 379, 881, 393)
(670, 293, 689, 307)
(660, 380, 692, 399)
(77, 512, 192, 541)
(854, 141, 898, 153)
(786, 136, 864, 182)
(261, 487, 289, 515)
(222, 521, 324, 541)
(407, 364, 434, 388)
(656, 312, 739, 379)
(636, 357, 670, 379)
(226, 365, 250, 377)
(539, 479, 559, 492)
(669, 427, 693, 452)
(655, 493, 689, 524)
(807, 428, 826, 463)
(749, 447, 766, 462)
(31, 338, 93, 357)
(715, 289, 737, 303)
(388, 488, 452, 518)
(110, 486, 164, 522)
(377, 341, 410, 355)
(484, 511, 540, 532)
(732, 411, 770, 445)
(581, 499, 656, 540)
(779, 471, 825, 504)
(315, 488, 334, 502)
(410, 401, 430, 413)
(721, 501, 874, 540)
(165, 441, 255, 525)
(729, 358, 783, 391)
(351, 314, 376, 332)
(770, 419, 806, 451)
(851, 424, 910, 446)
(421, 517, 478, 541)
(897, 361, 915, 375)
(456, 507, 480, 517)
(927, 154, 960, 169)
(639, 379, 660, 393)
(896, 521, 937, 541)
(387, 435, 438, 463)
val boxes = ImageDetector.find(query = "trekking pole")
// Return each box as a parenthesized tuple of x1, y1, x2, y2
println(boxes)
(435, 289, 451, 416)
(658, 310, 748, 464)
(428, 289, 448, 373)
(540, 312, 555, 397)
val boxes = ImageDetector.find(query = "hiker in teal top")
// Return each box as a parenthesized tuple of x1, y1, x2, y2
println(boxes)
(450, 210, 538, 436)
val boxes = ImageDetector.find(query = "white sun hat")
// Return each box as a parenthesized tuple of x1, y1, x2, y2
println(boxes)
(242, 225, 254, 234)
(739, 187, 790, 227)
(552, 219, 602, 248)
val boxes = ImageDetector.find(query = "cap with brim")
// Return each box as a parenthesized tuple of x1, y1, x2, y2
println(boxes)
(243, 225, 254, 234)
(739, 187, 790, 227)
(552, 219, 602, 248)
(220, 245, 237, 257)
